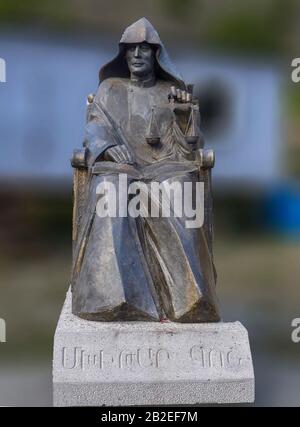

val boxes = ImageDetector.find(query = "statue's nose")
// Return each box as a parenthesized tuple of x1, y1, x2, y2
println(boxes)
(134, 46, 140, 57)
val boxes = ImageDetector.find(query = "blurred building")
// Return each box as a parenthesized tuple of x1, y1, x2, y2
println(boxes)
(0, 32, 282, 188)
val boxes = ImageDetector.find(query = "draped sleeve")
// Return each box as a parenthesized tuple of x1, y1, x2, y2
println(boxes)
(83, 83, 121, 167)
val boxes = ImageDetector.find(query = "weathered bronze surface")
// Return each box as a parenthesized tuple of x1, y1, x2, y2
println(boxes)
(71, 18, 220, 322)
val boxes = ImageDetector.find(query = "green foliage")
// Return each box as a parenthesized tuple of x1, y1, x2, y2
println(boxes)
(0, 0, 42, 22)
(0, 0, 70, 27)
(288, 84, 300, 117)
(207, 15, 277, 53)
(159, 0, 201, 19)
(206, 0, 296, 54)
(288, 145, 300, 177)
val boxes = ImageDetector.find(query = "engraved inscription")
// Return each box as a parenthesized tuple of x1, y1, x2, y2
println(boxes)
(189, 345, 246, 368)
(60, 344, 247, 371)
(117, 347, 170, 369)
(62, 347, 104, 370)
(61, 346, 170, 371)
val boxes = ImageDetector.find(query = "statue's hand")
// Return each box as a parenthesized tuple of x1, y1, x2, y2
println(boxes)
(103, 145, 134, 164)
(169, 86, 192, 104)
(169, 86, 194, 133)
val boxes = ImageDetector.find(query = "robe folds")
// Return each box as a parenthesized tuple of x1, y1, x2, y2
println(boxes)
(71, 77, 220, 322)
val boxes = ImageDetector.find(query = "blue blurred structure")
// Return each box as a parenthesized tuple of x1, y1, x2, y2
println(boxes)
(182, 54, 282, 187)
(0, 32, 110, 180)
(0, 31, 282, 188)
(265, 181, 300, 238)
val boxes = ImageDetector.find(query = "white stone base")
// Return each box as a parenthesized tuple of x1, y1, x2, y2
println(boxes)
(53, 290, 255, 406)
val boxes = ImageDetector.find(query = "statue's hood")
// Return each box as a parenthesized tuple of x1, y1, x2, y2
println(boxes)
(99, 18, 185, 88)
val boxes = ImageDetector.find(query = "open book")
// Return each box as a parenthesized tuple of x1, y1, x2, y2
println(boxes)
(92, 159, 200, 181)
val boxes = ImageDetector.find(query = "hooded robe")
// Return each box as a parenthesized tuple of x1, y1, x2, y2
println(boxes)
(71, 18, 220, 322)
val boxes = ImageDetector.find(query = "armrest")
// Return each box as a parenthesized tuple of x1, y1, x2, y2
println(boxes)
(198, 149, 215, 169)
(71, 148, 87, 169)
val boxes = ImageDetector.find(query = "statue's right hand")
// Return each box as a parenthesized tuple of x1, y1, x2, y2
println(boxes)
(103, 145, 134, 164)
(169, 86, 192, 104)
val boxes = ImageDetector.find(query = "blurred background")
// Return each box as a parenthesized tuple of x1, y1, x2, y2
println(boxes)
(0, 0, 300, 406)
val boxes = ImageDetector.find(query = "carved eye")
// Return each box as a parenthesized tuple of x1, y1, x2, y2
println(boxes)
(140, 44, 150, 52)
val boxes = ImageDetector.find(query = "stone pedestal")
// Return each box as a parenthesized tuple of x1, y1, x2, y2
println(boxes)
(53, 290, 255, 406)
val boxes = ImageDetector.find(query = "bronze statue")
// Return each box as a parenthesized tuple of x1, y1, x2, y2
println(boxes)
(70, 18, 220, 322)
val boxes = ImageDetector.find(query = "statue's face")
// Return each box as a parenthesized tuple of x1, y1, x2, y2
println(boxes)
(125, 42, 155, 78)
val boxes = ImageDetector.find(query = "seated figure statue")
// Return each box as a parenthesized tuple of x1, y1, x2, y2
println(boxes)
(70, 18, 220, 323)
